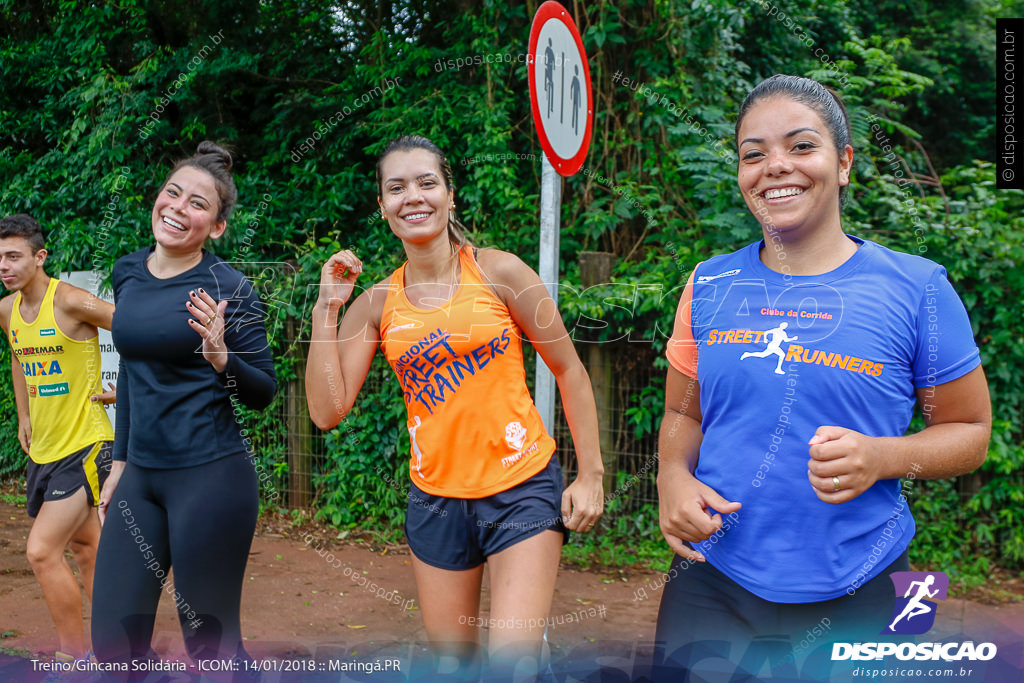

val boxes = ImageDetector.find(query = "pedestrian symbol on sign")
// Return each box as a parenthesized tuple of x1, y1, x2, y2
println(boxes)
(528, 0, 592, 176)
(544, 38, 556, 117)
(570, 65, 581, 134)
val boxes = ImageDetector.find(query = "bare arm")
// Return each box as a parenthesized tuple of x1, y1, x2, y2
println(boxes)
(480, 249, 603, 532)
(0, 300, 30, 454)
(11, 353, 30, 454)
(58, 282, 114, 332)
(807, 366, 991, 503)
(656, 366, 741, 562)
(52, 283, 118, 402)
(305, 250, 381, 430)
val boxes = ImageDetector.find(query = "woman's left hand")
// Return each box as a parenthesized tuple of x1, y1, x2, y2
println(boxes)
(186, 288, 230, 372)
(561, 470, 605, 533)
(807, 425, 883, 504)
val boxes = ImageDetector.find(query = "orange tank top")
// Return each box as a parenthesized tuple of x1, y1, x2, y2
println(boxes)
(379, 247, 555, 498)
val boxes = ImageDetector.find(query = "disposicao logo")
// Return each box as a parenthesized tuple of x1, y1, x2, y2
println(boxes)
(832, 570, 997, 663)
(40, 328, 56, 337)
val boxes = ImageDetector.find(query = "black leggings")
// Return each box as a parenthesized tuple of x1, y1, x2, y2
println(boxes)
(653, 550, 910, 682)
(92, 454, 258, 674)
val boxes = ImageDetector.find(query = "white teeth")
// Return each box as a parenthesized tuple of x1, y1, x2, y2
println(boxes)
(763, 187, 804, 200)
(163, 217, 185, 231)
(404, 213, 430, 221)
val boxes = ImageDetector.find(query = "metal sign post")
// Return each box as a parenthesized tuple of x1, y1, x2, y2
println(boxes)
(528, 0, 593, 432)
(535, 155, 562, 432)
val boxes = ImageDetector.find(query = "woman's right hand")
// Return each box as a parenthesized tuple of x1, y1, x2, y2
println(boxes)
(317, 250, 363, 309)
(98, 460, 126, 525)
(658, 466, 741, 563)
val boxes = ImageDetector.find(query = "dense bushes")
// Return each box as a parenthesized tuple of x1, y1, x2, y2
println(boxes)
(1, 0, 1019, 581)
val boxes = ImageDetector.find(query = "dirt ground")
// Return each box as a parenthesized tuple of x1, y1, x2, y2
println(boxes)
(0, 496, 661, 681)
(2, 495, 1023, 682)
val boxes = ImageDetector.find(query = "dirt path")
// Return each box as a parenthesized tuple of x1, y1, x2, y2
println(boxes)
(2, 498, 1022, 681)
(0, 498, 659, 679)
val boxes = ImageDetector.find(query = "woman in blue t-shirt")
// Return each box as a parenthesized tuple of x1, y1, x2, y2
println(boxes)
(654, 75, 991, 679)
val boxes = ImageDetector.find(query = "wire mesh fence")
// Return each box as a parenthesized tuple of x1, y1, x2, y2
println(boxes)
(244, 318, 663, 528)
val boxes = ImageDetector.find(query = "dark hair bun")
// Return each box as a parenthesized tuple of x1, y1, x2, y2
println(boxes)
(196, 140, 233, 172)
(164, 140, 238, 222)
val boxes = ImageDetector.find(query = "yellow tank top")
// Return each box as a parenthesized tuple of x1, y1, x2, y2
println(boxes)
(380, 247, 555, 498)
(9, 278, 114, 464)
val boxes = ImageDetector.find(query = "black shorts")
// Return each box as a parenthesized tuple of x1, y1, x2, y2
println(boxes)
(26, 441, 113, 518)
(404, 455, 569, 570)
(653, 549, 910, 681)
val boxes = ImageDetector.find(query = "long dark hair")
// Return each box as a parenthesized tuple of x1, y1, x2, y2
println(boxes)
(161, 140, 238, 222)
(736, 75, 852, 206)
(375, 135, 471, 249)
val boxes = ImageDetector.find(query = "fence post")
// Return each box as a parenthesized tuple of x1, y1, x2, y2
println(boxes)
(578, 251, 617, 495)
(286, 312, 313, 508)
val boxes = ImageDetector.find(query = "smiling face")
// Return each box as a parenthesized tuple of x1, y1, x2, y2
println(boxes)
(0, 236, 45, 292)
(377, 148, 454, 246)
(150, 165, 226, 255)
(737, 96, 853, 240)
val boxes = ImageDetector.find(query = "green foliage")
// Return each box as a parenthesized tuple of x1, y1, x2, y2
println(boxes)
(908, 479, 991, 587)
(0, 645, 32, 659)
(847, 0, 1002, 168)
(0, 0, 1018, 582)
(315, 357, 409, 531)
(0, 346, 26, 480)
(901, 163, 1024, 574)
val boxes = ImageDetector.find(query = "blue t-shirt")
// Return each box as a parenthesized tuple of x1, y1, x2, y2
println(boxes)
(666, 236, 980, 602)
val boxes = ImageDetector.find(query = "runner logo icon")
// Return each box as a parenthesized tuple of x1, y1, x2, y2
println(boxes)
(739, 322, 798, 375)
(883, 571, 949, 634)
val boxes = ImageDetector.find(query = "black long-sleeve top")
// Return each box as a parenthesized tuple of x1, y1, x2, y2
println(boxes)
(111, 247, 276, 468)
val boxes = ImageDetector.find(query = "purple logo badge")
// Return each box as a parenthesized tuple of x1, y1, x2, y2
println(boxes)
(883, 571, 948, 634)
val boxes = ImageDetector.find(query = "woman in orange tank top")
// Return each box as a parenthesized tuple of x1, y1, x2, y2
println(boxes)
(306, 135, 604, 679)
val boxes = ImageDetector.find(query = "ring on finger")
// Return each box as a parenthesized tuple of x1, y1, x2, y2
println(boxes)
(832, 476, 840, 493)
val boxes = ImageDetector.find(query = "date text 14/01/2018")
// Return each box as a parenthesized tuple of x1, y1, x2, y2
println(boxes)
(237, 658, 402, 673)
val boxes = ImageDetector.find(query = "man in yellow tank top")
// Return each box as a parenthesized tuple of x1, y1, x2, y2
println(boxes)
(0, 214, 115, 662)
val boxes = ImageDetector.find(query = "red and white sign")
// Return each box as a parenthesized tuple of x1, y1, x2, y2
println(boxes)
(528, 1, 593, 176)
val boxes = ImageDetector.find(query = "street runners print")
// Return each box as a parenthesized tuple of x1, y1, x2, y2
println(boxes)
(727, 320, 885, 377)
(694, 276, 893, 381)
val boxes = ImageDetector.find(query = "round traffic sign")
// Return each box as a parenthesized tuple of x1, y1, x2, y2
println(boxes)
(528, 1, 593, 177)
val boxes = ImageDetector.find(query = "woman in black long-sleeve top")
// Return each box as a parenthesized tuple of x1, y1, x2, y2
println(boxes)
(92, 141, 276, 675)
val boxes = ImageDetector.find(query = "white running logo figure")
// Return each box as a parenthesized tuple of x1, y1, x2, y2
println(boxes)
(408, 416, 424, 477)
(888, 574, 939, 631)
(740, 322, 798, 375)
